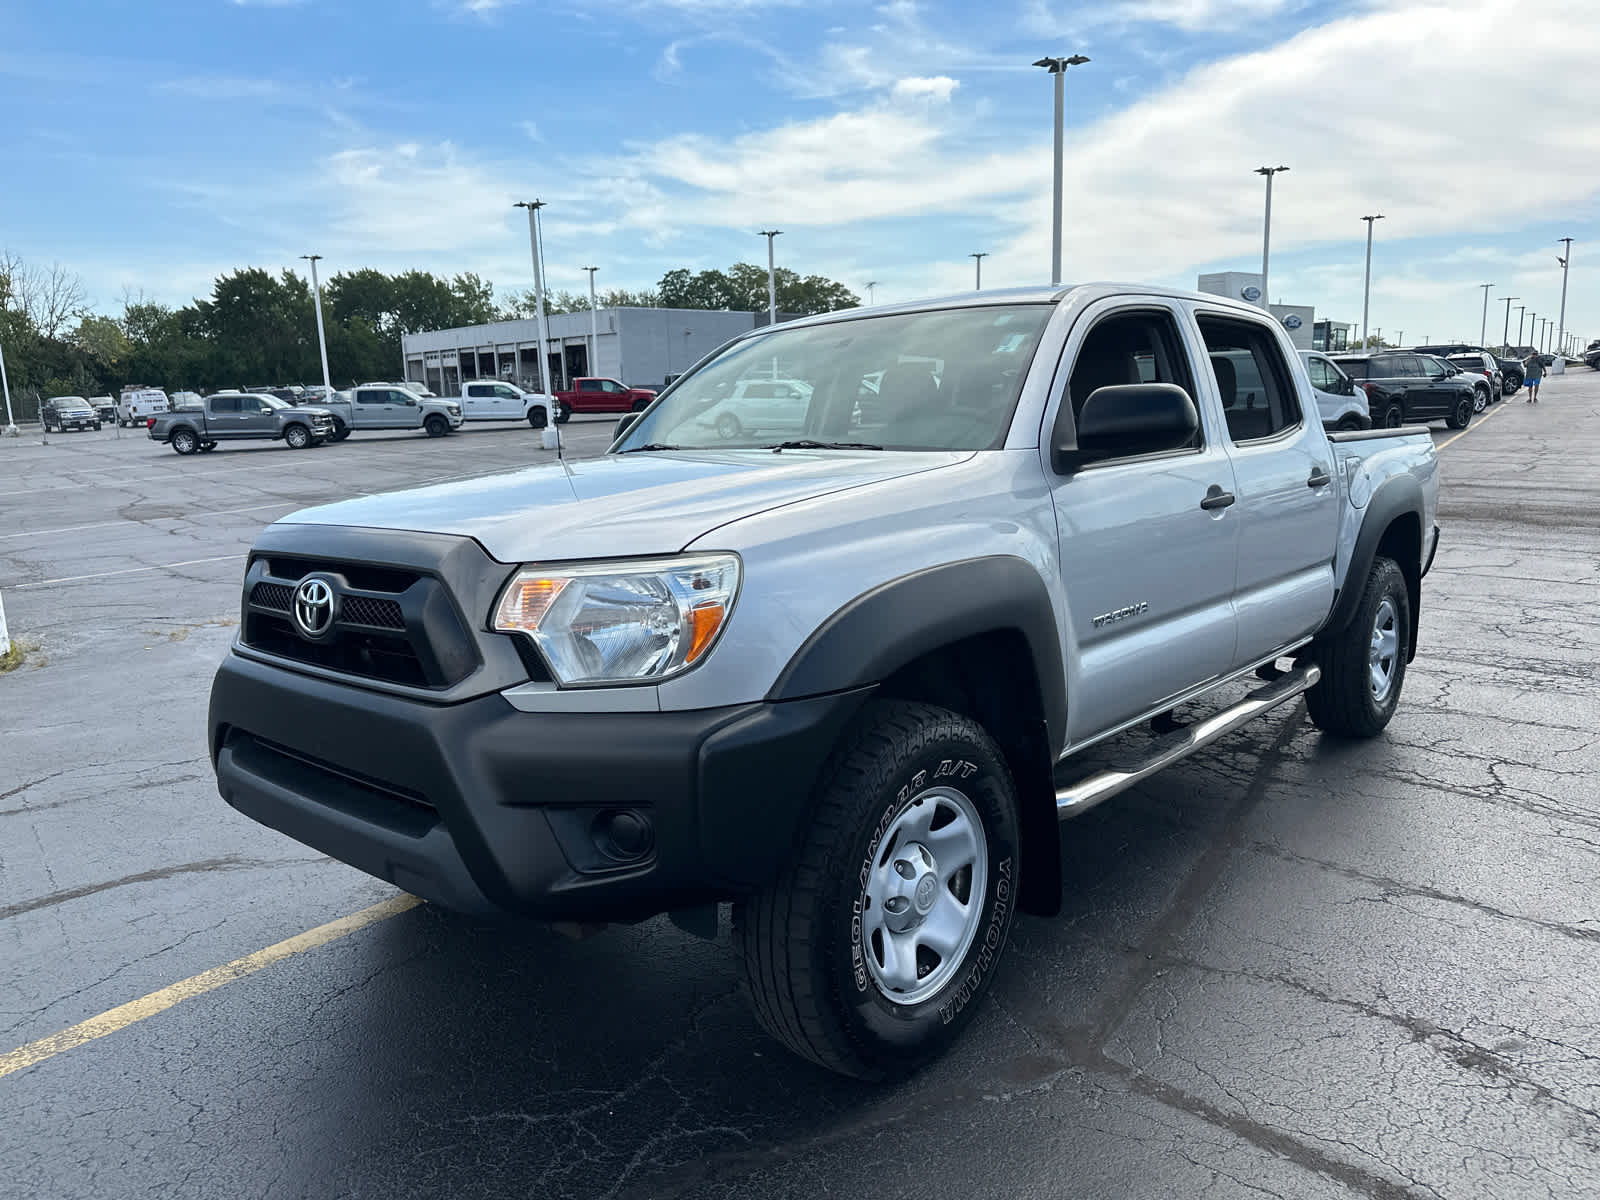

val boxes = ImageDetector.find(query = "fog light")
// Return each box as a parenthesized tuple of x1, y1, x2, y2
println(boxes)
(594, 809, 654, 862)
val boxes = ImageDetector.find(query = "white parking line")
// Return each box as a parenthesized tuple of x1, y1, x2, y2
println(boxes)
(0, 501, 302, 542)
(12, 554, 247, 590)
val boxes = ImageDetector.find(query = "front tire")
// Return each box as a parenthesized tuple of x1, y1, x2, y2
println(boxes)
(1445, 395, 1473, 430)
(283, 423, 312, 449)
(555, 402, 571, 424)
(424, 414, 449, 438)
(331, 417, 349, 442)
(738, 700, 1020, 1080)
(1305, 555, 1409, 738)
(528, 406, 548, 429)
(1335, 415, 1365, 432)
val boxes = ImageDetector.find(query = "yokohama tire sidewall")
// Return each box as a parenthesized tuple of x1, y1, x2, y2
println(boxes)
(833, 731, 1020, 1059)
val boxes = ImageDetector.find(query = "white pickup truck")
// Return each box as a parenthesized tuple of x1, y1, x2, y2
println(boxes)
(457, 379, 557, 428)
(208, 283, 1440, 1080)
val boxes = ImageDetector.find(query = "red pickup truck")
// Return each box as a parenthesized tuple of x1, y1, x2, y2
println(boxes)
(554, 377, 656, 417)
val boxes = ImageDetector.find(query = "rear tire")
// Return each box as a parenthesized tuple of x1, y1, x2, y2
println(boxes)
(1472, 385, 1488, 413)
(1335, 415, 1364, 432)
(1382, 402, 1404, 428)
(630, 398, 651, 413)
(171, 429, 199, 455)
(737, 700, 1020, 1080)
(424, 414, 448, 438)
(1305, 556, 1409, 739)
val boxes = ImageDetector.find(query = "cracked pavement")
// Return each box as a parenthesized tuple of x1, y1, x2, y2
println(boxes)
(2, 383, 1598, 1198)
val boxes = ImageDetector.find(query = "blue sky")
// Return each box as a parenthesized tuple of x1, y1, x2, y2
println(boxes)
(3, 0, 1597, 348)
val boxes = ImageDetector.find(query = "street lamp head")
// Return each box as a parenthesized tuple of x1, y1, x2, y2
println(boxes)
(1361, 214, 1385, 222)
(1254, 165, 1290, 175)
(1033, 54, 1090, 71)
(759, 229, 782, 238)
(513, 199, 545, 211)
(299, 254, 322, 262)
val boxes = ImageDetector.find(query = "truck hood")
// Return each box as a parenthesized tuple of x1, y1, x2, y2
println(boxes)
(279, 449, 968, 562)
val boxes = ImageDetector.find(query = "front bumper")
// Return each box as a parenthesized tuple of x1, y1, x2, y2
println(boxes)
(209, 652, 868, 920)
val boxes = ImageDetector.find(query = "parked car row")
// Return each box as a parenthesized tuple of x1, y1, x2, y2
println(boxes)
(1331, 350, 1482, 429)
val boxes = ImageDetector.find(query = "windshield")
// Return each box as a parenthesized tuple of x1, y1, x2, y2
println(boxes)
(260, 397, 291, 410)
(617, 304, 1051, 452)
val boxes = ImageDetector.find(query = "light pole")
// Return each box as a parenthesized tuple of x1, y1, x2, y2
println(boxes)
(759, 230, 781, 325)
(1529, 311, 1537, 352)
(970, 252, 988, 291)
(1360, 214, 1384, 347)
(1516, 305, 1526, 351)
(514, 200, 554, 396)
(865, 281, 878, 305)
(1479, 283, 1494, 346)
(1033, 54, 1090, 287)
(1556, 238, 1575, 364)
(584, 266, 599, 380)
(300, 254, 334, 396)
(1501, 296, 1518, 354)
(1255, 165, 1289, 310)
(0, 336, 15, 436)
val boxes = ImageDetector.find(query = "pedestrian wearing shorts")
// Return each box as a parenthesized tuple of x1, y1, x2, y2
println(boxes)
(1523, 351, 1544, 402)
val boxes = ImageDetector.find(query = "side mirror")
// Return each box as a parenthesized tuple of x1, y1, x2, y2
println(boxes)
(614, 413, 640, 443)
(1052, 383, 1198, 473)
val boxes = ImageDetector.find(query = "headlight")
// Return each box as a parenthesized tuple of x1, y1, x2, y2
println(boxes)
(492, 554, 740, 686)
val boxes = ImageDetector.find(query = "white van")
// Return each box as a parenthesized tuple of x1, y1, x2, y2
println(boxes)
(118, 387, 170, 427)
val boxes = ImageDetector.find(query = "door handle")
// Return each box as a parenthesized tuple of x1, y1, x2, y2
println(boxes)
(1200, 485, 1236, 511)
(1307, 465, 1331, 488)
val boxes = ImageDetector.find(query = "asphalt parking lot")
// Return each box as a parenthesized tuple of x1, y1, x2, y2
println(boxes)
(2, 384, 1597, 1199)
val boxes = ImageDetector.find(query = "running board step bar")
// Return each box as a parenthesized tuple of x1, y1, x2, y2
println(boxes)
(1055, 663, 1321, 821)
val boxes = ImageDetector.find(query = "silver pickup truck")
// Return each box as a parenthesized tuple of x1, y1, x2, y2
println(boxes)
(207, 284, 1439, 1079)
(317, 386, 464, 441)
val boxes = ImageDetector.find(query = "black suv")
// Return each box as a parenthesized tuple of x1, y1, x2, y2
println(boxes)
(1331, 351, 1477, 429)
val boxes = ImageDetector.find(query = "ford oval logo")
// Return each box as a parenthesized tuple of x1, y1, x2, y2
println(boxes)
(1241, 286, 1262, 302)
(1284, 314, 1303, 329)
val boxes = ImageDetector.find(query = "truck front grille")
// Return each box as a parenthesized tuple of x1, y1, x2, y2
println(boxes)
(241, 555, 478, 689)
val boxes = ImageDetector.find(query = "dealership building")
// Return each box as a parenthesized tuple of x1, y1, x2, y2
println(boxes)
(400, 307, 782, 396)
(1196, 271, 1353, 353)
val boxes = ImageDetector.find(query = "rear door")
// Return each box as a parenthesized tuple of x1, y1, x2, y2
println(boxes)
(207, 395, 241, 438)
(353, 388, 397, 428)
(569, 378, 607, 412)
(461, 382, 498, 419)
(1194, 310, 1339, 666)
(1047, 300, 1241, 742)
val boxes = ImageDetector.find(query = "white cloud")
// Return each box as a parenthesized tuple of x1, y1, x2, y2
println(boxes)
(1024, 0, 1295, 35)
(520, 120, 543, 142)
(891, 75, 959, 102)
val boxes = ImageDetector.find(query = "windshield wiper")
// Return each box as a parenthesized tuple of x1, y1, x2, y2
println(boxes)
(618, 442, 684, 453)
(764, 440, 884, 452)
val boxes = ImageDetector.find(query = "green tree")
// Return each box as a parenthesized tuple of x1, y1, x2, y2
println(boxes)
(74, 314, 130, 370)
(658, 263, 857, 314)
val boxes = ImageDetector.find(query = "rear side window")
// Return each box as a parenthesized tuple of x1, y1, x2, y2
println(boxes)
(1333, 358, 1369, 380)
(211, 395, 239, 414)
(1197, 316, 1303, 443)
(355, 389, 385, 405)
(579, 379, 602, 392)
(467, 384, 491, 397)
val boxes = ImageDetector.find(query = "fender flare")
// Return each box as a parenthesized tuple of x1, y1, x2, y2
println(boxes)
(767, 555, 1067, 752)
(1321, 473, 1425, 655)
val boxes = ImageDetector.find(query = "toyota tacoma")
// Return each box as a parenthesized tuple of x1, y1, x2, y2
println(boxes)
(209, 284, 1441, 1079)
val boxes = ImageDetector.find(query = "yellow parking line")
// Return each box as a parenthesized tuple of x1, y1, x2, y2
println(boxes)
(0, 894, 419, 1080)
(1437, 397, 1511, 451)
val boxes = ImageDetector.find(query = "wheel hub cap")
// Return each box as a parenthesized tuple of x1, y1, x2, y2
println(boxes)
(1370, 597, 1399, 703)
(862, 787, 988, 1005)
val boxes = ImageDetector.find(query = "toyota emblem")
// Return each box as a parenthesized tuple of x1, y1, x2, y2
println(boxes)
(292, 577, 336, 639)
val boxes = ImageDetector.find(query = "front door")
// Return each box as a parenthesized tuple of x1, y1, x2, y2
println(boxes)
(1193, 310, 1340, 666)
(236, 394, 275, 438)
(1048, 302, 1241, 745)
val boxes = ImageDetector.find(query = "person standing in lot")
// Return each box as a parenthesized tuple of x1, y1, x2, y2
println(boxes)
(1522, 351, 1544, 402)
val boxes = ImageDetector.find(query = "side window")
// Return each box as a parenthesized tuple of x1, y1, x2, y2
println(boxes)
(578, 379, 600, 392)
(388, 389, 414, 404)
(494, 385, 520, 399)
(211, 395, 239, 414)
(466, 384, 490, 398)
(1197, 316, 1303, 443)
(355, 389, 383, 405)
(1305, 358, 1328, 389)
(603, 379, 624, 393)
(1067, 309, 1197, 423)
(239, 396, 264, 414)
